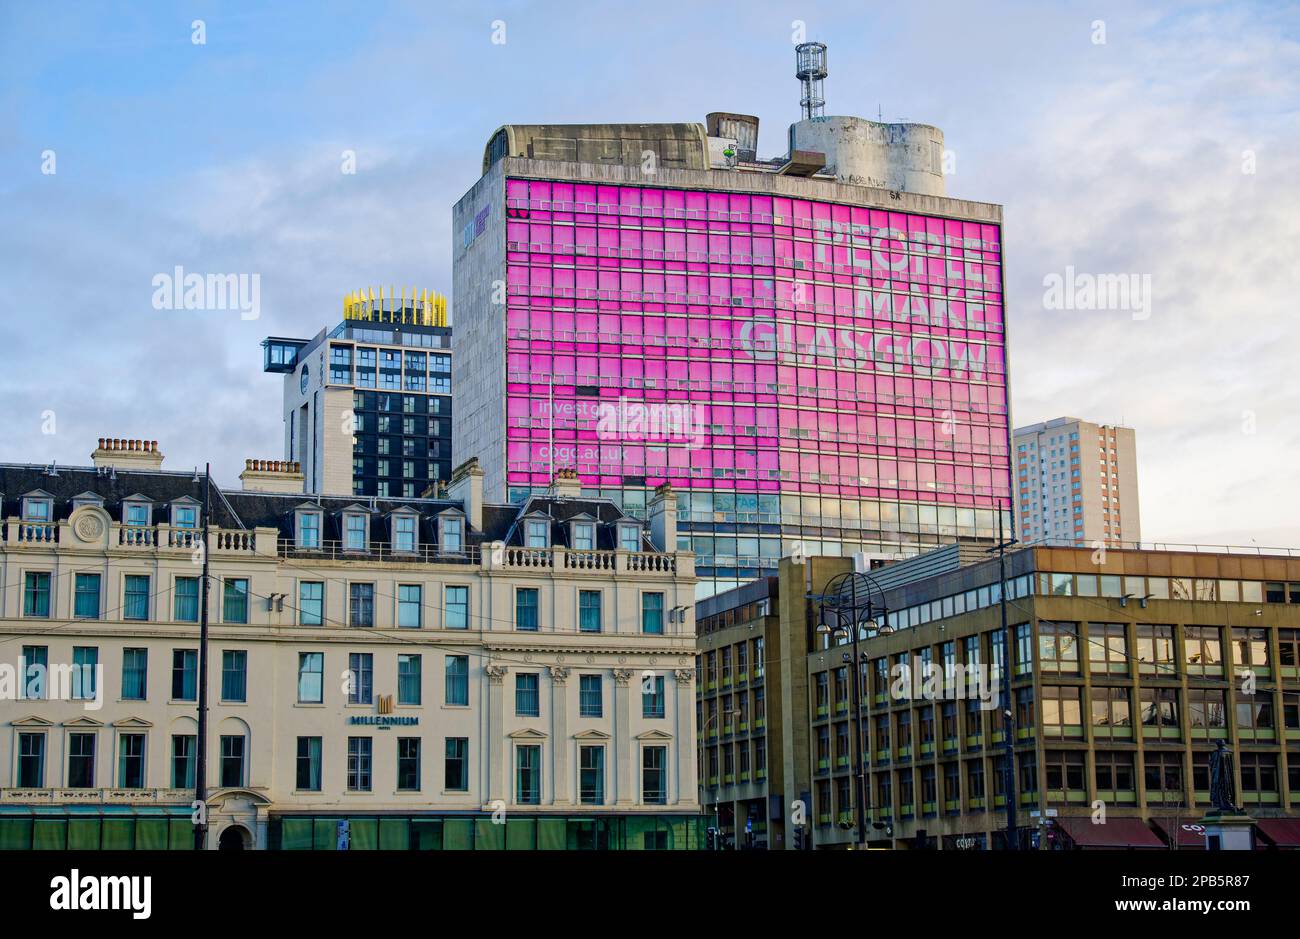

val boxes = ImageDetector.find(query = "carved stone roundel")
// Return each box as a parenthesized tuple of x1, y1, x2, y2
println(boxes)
(75, 514, 104, 541)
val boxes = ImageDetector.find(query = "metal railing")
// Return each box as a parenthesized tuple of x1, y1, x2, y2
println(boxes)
(1023, 537, 1300, 558)
(278, 539, 481, 564)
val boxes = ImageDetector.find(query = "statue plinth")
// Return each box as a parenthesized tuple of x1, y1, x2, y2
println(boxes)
(1198, 809, 1256, 851)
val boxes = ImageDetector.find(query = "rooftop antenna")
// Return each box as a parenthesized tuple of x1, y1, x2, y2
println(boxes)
(795, 41, 828, 119)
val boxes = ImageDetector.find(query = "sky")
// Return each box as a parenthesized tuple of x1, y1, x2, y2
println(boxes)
(1, 0, 1297, 547)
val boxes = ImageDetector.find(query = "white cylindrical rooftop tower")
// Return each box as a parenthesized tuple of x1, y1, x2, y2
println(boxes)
(789, 115, 946, 196)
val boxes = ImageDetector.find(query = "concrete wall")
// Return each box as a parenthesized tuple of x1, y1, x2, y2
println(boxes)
(789, 117, 947, 197)
(493, 154, 998, 224)
(451, 160, 509, 502)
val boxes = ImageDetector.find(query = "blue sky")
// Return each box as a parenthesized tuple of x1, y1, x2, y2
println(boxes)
(2, 0, 1298, 544)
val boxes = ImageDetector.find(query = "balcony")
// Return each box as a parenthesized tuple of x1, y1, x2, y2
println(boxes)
(4, 518, 273, 557)
(275, 541, 690, 577)
(1, 787, 195, 805)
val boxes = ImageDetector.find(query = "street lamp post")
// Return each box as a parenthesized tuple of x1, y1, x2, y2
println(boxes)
(699, 707, 739, 849)
(811, 571, 890, 851)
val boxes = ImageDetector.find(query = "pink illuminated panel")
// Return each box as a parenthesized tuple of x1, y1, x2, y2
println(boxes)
(502, 177, 1010, 508)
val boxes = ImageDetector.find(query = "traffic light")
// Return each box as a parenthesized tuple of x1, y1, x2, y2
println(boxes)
(706, 827, 718, 851)
(793, 825, 805, 850)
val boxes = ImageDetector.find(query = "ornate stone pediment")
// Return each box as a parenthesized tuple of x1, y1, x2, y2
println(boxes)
(507, 728, 548, 740)
(62, 716, 104, 728)
(635, 729, 673, 741)
(11, 715, 54, 727)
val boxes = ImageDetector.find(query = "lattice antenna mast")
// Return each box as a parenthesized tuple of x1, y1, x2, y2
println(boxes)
(795, 42, 828, 119)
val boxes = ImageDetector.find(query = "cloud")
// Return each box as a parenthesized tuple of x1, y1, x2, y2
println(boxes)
(993, 4, 1300, 544)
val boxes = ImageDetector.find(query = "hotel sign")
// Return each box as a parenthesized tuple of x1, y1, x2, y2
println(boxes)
(348, 694, 417, 727)
(347, 715, 418, 727)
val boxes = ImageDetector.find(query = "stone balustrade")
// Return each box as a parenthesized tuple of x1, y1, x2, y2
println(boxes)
(1, 519, 275, 556)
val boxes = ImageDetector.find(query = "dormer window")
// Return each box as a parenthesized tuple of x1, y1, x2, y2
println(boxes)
(391, 512, 419, 553)
(439, 515, 465, 554)
(571, 521, 596, 551)
(617, 522, 642, 552)
(124, 502, 151, 527)
(71, 492, 105, 512)
(524, 519, 550, 548)
(343, 512, 368, 551)
(22, 493, 52, 522)
(296, 509, 322, 549)
(171, 498, 200, 529)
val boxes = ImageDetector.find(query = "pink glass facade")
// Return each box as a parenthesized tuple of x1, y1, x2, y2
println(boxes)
(503, 177, 1010, 512)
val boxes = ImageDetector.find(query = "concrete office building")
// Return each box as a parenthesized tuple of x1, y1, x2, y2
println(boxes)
(1014, 417, 1140, 546)
(452, 44, 1013, 598)
(262, 289, 454, 498)
(0, 438, 703, 851)
(693, 556, 844, 850)
(795, 545, 1300, 850)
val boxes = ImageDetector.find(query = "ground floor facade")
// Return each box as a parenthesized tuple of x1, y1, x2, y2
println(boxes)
(0, 805, 708, 851)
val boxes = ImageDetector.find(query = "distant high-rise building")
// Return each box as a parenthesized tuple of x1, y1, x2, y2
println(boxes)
(262, 289, 454, 497)
(1013, 417, 1140, 545)
(452, 46, 1013, 598)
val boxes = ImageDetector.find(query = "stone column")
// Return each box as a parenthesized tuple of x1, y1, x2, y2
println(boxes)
(549, 666, 570, 805)
(613, 668, 634, 805)
(485, 664, 509, 804)
(674, 668, 696, 807)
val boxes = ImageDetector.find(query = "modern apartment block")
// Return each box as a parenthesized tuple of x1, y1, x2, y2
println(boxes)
(262, 289, 454, 498)
(0, 438, 703, 851)
(795, 545, 1300, 850)
(1014, 417, 1140, 546)
(452, 46, 1012, 598)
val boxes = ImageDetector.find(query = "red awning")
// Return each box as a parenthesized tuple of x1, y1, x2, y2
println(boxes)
(1256, 817, 1300, 848)
(1055, 816, 1166, 849)
(1150, 817, 1207, 850)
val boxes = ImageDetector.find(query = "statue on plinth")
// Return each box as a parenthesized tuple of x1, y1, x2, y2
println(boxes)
(1208, 740, 1238, 814)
